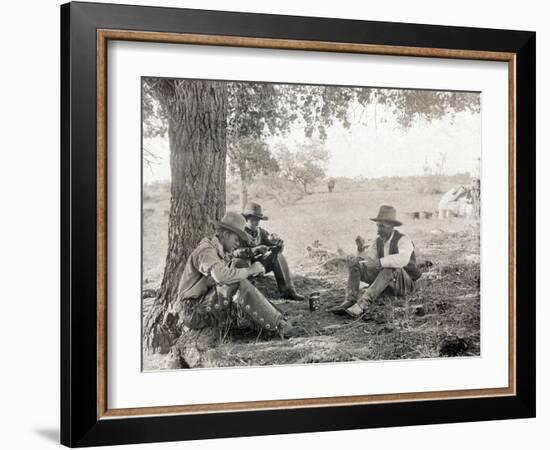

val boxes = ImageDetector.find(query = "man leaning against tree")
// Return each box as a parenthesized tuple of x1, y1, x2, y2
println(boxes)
(175, 211, 300, 338)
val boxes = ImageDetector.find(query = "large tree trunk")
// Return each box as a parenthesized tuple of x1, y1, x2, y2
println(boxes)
(144, 79, 227, 353)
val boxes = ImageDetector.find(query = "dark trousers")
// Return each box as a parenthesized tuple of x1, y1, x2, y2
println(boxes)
(234, 247, 296, 294)
(347, 259, 415, 308)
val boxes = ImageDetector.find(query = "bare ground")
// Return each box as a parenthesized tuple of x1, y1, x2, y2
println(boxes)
(142, 179, 480, 370)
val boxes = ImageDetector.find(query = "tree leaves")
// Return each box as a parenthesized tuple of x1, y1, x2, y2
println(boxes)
(227, 137, 279, 180)
(143, 78, 480, 188)
(144, 78, 480, 142)
(277, 138, 330, 193)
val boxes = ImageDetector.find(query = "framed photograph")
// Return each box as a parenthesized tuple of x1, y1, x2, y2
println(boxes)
(61, 1, 535, 447)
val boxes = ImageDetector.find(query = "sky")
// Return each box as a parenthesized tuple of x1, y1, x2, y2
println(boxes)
(142, 97, 481, 184)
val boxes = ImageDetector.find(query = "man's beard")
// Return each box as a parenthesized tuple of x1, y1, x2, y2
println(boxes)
(378, 230, 391, 240)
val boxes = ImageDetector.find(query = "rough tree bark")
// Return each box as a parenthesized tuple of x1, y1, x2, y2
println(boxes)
(144, 79, 227, 354)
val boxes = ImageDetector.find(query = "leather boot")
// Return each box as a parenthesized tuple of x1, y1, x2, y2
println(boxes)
(327, 261, 362, 314)
(345, 296, 372, 319)
(345, 303, 365, 318)
(277, 318, 301, 339)
(326, 299, 355, 315)
(286, 289, 305, 301)
(272, 253, 305, 301)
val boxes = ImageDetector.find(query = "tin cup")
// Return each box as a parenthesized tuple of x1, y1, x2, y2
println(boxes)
(309, 292, 321, 312)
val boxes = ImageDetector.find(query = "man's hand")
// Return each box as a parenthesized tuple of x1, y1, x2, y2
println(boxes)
(249, 261, 266, 277)
(346, 255, 363, 266)
(355, 235, 366, 252)
(232, 248, 253, 260)
(364, 257, 382, 271)
(252, 245, 269, 255)
(269, 233, 284, 248)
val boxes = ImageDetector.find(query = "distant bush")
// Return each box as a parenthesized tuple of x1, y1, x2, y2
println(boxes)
(414, 176, 443, 195)
(307, 174, 473, 196)
(417, 186, 445, 195)
(143, 181, 170, 203)
(226, 175, 305, 208)
(251, 175, 305, 205)
(415, 173, 471, 196)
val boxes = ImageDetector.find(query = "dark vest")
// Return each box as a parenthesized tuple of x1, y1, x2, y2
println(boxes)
(376, 230, 421, 281)
(243, 226, 269, 247)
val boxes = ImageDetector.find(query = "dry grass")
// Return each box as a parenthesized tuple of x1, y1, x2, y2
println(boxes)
(142, 175, 480, 369)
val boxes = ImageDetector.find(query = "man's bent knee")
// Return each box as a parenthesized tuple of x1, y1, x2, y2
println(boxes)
(349, 259, 362, 272)
(379, 268, 395, 276)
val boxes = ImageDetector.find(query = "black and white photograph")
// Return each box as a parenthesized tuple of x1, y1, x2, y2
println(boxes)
(141, 78, 482, 370)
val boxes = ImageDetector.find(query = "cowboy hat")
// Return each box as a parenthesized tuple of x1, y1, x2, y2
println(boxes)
(242, 202, 269, 220)
(210, 211, 250, 242)
(370, 205, 402, 227)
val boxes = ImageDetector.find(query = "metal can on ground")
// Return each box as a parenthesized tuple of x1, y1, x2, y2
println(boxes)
(309, 292, 321, 312)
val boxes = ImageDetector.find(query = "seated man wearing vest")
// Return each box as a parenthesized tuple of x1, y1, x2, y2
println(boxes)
(176, 211, 299, 338)
(231, 202, 305, 301)
(327, 205, 421, 318)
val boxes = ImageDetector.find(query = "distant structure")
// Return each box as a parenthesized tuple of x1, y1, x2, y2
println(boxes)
(327, 178, 336, 193)
(438, 157, 481, 220)
(438, 186, 471, 220)
(470, 157, 481, 219)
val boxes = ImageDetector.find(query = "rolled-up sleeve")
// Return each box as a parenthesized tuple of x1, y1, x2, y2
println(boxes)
(380, 236, 414, 268)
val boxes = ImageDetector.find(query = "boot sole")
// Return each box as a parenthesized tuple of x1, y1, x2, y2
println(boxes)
(327, 308, 348, 315)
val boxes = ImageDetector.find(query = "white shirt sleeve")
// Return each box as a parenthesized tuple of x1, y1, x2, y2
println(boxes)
(380, 235, 414, 268)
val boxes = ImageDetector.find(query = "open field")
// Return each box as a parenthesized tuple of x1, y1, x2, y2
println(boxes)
(142, 175, 480, 369)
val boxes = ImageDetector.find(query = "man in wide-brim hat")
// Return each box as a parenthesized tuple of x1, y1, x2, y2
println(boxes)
(231, 202, 305, 301)
(173, 211, 300, 355)
(327, 205, 422, 318)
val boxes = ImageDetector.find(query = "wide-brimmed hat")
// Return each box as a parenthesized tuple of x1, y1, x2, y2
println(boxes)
(370, 205, 402, 227)
(210, 211, 250, 242)
(242, 202, 269, 220)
